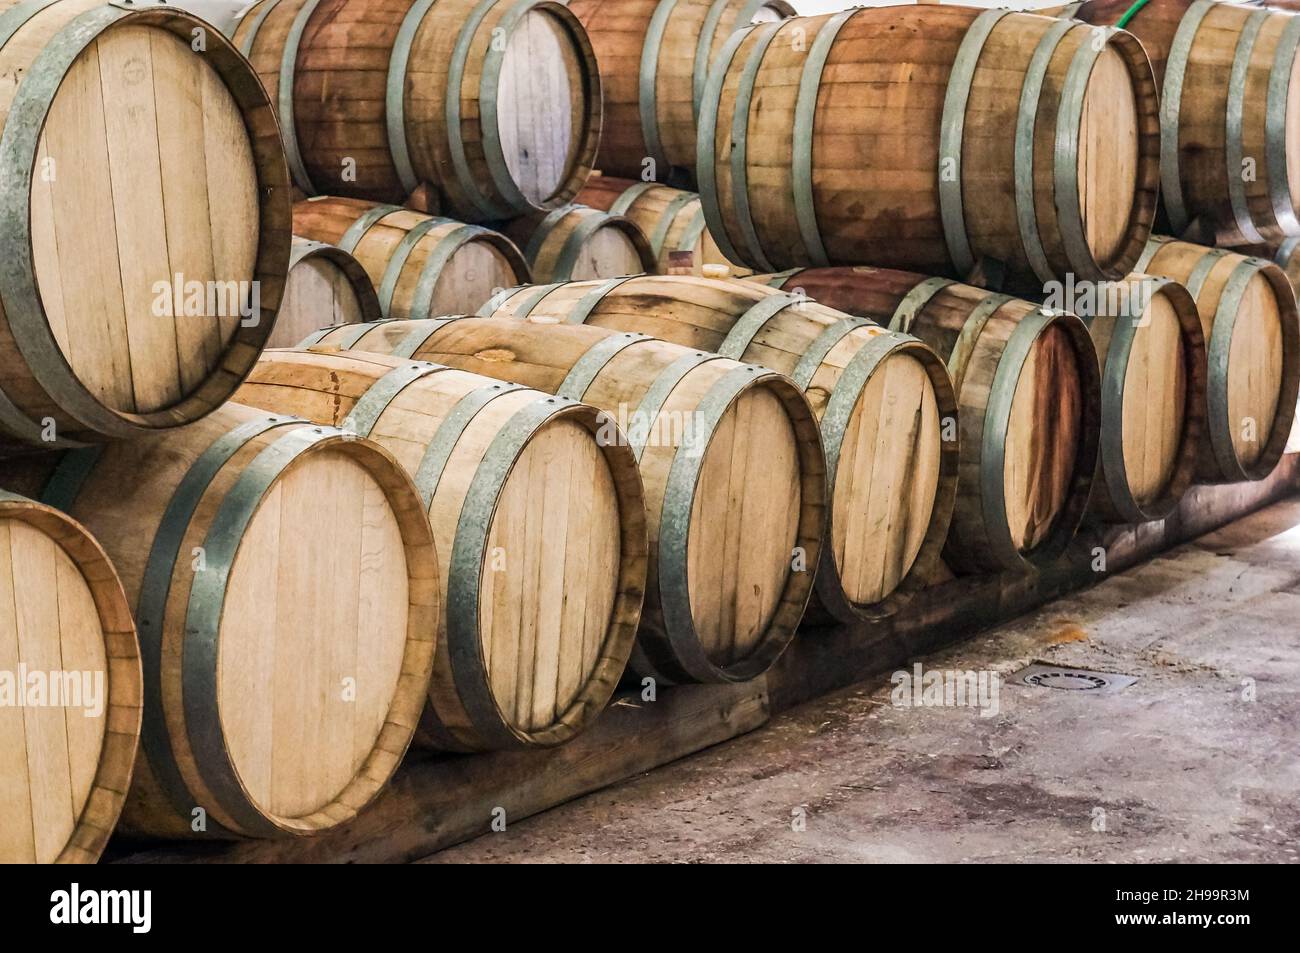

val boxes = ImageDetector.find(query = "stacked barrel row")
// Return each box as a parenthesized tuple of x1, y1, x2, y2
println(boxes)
(221, 0, 757, 327)
(438, 0, 1296, 616)
(0, 0, 298, 864)
(0, 0, 653, 861)
(255, 0, 1293, 857)
(0, 0, 506, 857)
(9, 0, 1300, 866)
(0, 0, 812, 863)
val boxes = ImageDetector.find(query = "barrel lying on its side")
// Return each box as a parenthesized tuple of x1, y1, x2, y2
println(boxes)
(498, 206, 657, 282)
(758, 268, 1102, 573)
(4, 404, 438, 839)
(569, 0, 794, 187)
(0, 492, 140, 863)
(696, 6, 1159, 290)
(1055, 0, 1300, 246)
(0, 0, 290, 449)
(266, 238, 382, 349)
(486, 275, 958, 614)
(293, 197, 530, 319)
(308, 317, 826, 684)
(237, 348, 647, 749)
(1132, 238, 1300, 483)
(577, 174, 744, 276)
(1069, 276, 1208, 522)
(232, 0, 602, 220)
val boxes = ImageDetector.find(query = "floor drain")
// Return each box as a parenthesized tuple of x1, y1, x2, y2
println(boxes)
(1025, 670, 1108, 691)
(1012, 664, 1138, 694)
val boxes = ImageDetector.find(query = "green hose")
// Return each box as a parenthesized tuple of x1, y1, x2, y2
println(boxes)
(1115, 0, 1153, 30)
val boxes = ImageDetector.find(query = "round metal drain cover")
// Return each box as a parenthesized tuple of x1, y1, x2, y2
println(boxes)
(1023, 670, 1108, 691)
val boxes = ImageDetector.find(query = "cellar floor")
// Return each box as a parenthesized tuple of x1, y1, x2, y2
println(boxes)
(424, 494, 1300, 863)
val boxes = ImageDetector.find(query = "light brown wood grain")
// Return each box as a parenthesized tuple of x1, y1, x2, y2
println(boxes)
(234, 0, 599, 219)
(0, 494, 139, 864)
(293, 197, 529, 319)
(578, 174, 747, 276)
(754, 267, 1098, 574)
(487, 274, 955, 616)
(311, 316, 823, 683)
(500, 206, 656, 282)
(269, 240, 381, 349)
(235, 348, 646, 748)
(699, 6, 1158, 290)
(569, 0, 793, 186)
(1065, 0, 1300, 245)
(1140, 238, 1299, 482)
(0, 404, 437, 839)
(0, 1, 285, 447)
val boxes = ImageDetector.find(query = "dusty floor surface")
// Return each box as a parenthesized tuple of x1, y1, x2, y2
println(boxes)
(426, 497, 1300, 863)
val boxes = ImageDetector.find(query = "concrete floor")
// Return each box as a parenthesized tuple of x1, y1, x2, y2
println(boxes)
(427, 496, 1300, 863)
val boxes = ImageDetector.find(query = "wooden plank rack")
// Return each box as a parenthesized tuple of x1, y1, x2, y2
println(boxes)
(113, 455, 1300, 863)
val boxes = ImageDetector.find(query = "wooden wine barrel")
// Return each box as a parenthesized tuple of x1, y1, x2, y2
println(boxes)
(235, 348, 647, 748)
(484, 275, 957, 615)
(569, 0, 794, 187)
(499, 206, 657, 282)
(696, 6, 1159, 290)
(1055, 0, 1300, 246)
(0, 0, 290, 449)
(0, 492, 140, 864)
(1133, 237, 1300, 482)
(293, 197, 530, 319)
(309, 317, 825, 682)
(4, 404, 438, 839)
(1068, 276, 1208, 523)
(231, 0, 602, 221)
(758, 268, 1101, 573)
(265, 238, 382, 349)
(577, 174, 744, 276)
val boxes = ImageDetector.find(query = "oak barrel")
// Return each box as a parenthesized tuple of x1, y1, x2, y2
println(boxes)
(1133, 237, 1300, 482)
(309, 317, 826, 683)
(0, 492, 140, 863)
(4, 403, 439, 839)
(696, 6, 1160, 290)
(499, 205, 657, 282)
(236, 348, 647, 748)
(1063, 275, 1208, 522)
(1056, 0, 1300, 246)
(0, 0, 290, 448)
(759, 268, 1101, 573)
(265, 238, 383, 349)
(231, 0, 602, 220)
(293, 196, 530, 320)
(577, 174, 743, 276)
(569, 0, 794, 187)
(486, 275, 957, 617)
